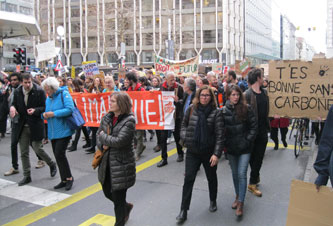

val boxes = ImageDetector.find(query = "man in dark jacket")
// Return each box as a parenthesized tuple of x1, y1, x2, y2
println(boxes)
(157, 71, 184, 167)
(10, 73, 57, 186)
(244, 68, 270, 197)
(314, 105, 333, 191)
(181, 78, 196, 120)
(4, 72, 21, 176)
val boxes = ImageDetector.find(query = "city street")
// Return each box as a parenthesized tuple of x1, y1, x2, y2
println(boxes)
(0, 128, 315, 226)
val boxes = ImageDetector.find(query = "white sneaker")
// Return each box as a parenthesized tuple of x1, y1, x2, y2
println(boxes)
(35, 160, 46, 169)
(167, 138, 171, 144)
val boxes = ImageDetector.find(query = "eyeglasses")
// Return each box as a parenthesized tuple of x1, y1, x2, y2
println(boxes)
(200, 94, 211, 98)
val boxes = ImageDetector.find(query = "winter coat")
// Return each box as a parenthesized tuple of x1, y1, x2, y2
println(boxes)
(97, 112, 136, 191)
(11, 83, 46, 141)
(160, 81, 184, 119)
(270, 117, 290, 128)
(221, 101, 257, 156)
(180, 104, 224, 158)
(43, 86, 75, 140)
(244, 87, 270, 133)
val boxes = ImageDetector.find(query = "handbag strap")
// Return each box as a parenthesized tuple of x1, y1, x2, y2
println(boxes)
(60, 90, 77, 108)
(102, 125, 111, 152)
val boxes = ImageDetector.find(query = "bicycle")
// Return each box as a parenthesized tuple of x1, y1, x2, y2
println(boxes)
(289, 118, 308, 158)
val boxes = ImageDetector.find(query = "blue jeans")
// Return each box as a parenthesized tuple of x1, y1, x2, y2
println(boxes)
(228, 153, 251, 203)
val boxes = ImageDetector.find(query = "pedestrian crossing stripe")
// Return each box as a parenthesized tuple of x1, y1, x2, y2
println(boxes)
(0, 178, 70, 206)
(79, 214, 115, 226)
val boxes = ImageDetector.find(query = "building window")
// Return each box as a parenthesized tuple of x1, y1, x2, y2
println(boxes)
(20, 6, 32, 15)
(203, 30, 215, 43)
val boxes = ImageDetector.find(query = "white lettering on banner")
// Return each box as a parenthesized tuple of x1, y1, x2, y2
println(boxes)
(158, 94, 164, 126)
(88, 98, 98, 122)
(99, 97, 107, 123)
(140, 100, 145, 123)
(82, 97, 88, 122)
(133, 99, 138, 124)
(146, 100, 157, 125)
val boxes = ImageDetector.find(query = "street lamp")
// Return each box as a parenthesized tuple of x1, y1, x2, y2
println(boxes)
(56, 25, 65, 77)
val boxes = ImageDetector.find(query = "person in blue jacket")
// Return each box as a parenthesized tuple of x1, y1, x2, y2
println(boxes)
(41, 77, 75, 191)
(314, 105, 333, 191)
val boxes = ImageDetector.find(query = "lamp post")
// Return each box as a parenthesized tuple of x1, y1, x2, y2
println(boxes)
(56, 25, 65, 77)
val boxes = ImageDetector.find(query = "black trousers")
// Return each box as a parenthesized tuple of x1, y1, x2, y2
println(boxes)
(90, 127, 98, 148)
(155, 130, 162, 146)
(160, 118, 183, 160)
(249, 133, 268, 184)
(270, 127, 288, 145)
(181, 151, 218, 210)
(51, 136, 72, 181)
(102, 167, 129, 226)
(11, 123, 19, 170)
(312, 121, 325, 143)
(72, 126, 90, 146)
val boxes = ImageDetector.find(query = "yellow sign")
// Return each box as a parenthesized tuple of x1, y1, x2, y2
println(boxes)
(71, 66, 75, 79)
(82, 60, 97, 65)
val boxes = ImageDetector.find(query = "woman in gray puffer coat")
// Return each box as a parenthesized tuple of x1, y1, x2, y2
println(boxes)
(97, 92, 136, 226)
(176, 85, 224, 224)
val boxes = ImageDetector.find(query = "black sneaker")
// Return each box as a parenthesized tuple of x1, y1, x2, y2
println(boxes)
(54, 181, 66, 189)
(18, 176, 31, 186)
(65, 178, 74, 191)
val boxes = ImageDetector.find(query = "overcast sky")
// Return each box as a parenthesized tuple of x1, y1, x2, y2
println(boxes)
(275, 0, 327, 53)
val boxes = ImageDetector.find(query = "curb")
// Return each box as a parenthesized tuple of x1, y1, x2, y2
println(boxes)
(303, 140, 318, 183)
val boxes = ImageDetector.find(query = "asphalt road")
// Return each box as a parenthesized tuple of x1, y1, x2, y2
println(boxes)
(0, 128, 314, 226)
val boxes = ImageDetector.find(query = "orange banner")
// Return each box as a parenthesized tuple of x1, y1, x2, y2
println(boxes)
(71, 91, 175, 130)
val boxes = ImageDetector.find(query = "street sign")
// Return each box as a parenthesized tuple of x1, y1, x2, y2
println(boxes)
(54, 60, 63, 72)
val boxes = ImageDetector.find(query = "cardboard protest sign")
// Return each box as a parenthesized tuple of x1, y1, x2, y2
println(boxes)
(235, 60, 251, 77)
(71, 91, 175, 130)
(155, 55, 199, 77)
(268, 59, 333, 119)
(286, 180, 333, 226)
(82, 61, 99, 77)
(212, 63, 223, 74)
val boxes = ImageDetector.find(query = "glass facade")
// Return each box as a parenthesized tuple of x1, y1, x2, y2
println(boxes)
(35, 0, 245, 66)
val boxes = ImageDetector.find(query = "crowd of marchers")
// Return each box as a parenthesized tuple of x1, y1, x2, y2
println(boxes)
(0, 67, 331, 226)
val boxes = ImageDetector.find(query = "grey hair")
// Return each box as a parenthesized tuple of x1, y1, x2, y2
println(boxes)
(41, 77, 59, 91)
(207, 71, 216, 78)
(165, 71, 175, 79)
(185, 78, 196, 92)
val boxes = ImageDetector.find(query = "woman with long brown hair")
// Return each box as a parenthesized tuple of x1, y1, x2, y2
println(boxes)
(221, 84, 257, 217)
(97, 92, 136, 226)
(176, 85, 224, 224)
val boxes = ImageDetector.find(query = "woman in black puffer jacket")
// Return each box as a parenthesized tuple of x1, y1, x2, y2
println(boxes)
(176, 85, 224, 224)
(221, 84, 257, 217)
(97, 92, 136, 226)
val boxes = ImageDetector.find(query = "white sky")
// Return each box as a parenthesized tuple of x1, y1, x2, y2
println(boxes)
(274, 0, 327, 53)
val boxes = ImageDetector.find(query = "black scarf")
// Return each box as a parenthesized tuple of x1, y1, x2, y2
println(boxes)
(194, 104, 213, 151)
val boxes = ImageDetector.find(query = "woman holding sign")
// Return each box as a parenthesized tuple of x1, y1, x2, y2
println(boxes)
(176, 85, 224, 224)
(97, 92, 136, 226)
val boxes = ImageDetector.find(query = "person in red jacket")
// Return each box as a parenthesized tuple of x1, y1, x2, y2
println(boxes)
(270, 117, 289, 150)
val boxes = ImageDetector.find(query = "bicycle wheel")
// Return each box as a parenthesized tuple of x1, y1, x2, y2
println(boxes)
(294, 129, 301, 158)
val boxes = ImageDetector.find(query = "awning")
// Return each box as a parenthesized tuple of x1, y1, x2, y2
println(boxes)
(0, 11, 41, 39)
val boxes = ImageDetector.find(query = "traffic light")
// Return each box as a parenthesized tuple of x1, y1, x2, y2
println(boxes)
(12, 48, 27, 65)
(13, 48, 22, 65)
(21, 48, 27, 65)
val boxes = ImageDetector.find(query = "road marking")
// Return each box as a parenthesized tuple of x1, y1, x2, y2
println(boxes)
(0, 179, 70, 207)
(267, 142, 310, 151)
(78, 214, 115, 226)
(3, 148, 177, 226)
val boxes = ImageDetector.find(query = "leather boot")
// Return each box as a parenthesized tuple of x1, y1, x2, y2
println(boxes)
(209, 201, 217, 212)
(49, 162, 57, 177)
(236, 202, 244, 217)
(248, 184, 262, 197)
(176, 210, 187, 224)
(18, 176, 31, 186)
(231, 196, 239, 209)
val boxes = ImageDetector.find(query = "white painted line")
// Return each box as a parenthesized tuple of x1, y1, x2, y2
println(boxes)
(0, 178, 70, 206)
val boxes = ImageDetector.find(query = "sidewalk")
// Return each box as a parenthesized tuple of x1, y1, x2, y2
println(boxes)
(304, 140, 318, 183)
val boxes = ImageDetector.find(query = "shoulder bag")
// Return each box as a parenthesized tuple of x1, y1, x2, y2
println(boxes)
(92, 125, 110, 169)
